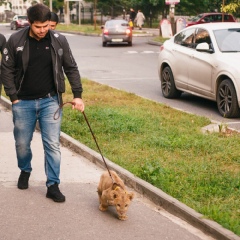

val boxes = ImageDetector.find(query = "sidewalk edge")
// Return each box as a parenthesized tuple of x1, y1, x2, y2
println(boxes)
(0, 96, 239, 240)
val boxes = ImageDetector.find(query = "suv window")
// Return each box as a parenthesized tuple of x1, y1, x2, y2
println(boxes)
(194, 28, 213, 49)
(174, 28, 195, 48)
(195, 28, 211, 45)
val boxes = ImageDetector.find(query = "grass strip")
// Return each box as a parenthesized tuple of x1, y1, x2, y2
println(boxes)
(61, 79, 240, 236)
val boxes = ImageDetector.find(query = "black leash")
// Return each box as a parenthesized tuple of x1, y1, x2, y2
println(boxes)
(54, 102, 115, 184)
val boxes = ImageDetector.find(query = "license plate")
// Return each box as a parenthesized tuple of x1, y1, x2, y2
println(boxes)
(112, 39, 123, 42)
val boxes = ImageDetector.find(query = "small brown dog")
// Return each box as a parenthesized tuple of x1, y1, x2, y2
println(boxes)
(97, 170, 134, 220)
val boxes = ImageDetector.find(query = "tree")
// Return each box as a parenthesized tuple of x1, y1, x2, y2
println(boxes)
(222, 0, 240, 14)
(43, 0, 64, 13)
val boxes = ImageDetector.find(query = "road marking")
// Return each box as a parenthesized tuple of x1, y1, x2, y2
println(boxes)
(127, 51, 138, 54)
(141, 50, 155, 54)
(125, 50, 158, 54)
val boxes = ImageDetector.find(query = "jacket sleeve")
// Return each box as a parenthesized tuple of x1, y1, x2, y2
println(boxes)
(1, 36, 19, 102)
(0, 34, 6, 54)
(61, 35, 83, 99)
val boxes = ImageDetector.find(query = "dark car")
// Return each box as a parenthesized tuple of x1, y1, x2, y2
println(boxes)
(10, 15, 29, 30)
(186, 12, 236, 27)
(101, 19, 132, 47)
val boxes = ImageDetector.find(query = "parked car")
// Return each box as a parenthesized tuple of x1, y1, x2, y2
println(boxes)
(101, 19, 132, 47)
(158, 22, 240, 118)
(10, 15, 29, 30)
(186, 12, 236, 27)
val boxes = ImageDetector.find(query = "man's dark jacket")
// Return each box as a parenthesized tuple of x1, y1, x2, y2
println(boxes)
(1, 27, 82, 104)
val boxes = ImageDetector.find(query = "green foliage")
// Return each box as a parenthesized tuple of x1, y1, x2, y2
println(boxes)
(222, 2, 240, 13)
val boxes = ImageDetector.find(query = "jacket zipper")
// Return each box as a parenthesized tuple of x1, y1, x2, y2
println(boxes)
(51, 43, 60, 104)
(16, 40, 27, 94)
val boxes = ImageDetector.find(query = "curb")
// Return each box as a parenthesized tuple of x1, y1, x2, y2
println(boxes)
(1, 101, 239, 239)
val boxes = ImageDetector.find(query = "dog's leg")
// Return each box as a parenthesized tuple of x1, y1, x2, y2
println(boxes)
(99, 191, 108, 211)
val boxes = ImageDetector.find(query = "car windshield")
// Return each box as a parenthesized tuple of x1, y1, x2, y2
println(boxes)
(214, 28, 240, 52)
(189, 14, 203, 22)
(106, 20, 128, 27)
(18, 16, 27, 20)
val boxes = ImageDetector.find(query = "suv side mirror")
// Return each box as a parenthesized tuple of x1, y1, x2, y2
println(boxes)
(196, 42, 214, 53)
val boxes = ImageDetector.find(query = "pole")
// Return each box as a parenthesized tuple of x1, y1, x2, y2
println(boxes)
(50, 0, 52, 11)
(94, 0, 97, 30)
(170, 4, 175, 35)
(222, 0, 225, 22)
(78, 2, 81, 25)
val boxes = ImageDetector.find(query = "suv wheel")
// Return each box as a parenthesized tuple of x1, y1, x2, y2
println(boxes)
(161, 66, 181, 98)
(217, 79, 240, 118)
(13, 23, 17, 30)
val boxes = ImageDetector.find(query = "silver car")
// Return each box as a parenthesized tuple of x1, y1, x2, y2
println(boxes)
(101, 19, 132, 47)
(158, 22, 240, 118)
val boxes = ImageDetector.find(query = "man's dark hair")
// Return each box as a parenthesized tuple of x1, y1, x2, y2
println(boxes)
(27, 3, 51, 24)
(50, 12, 59, 23)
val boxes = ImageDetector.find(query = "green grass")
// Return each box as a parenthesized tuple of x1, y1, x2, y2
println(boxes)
(152, 36, 170, 43)
(56, 23, 162, 39)
(56, 23, 102, 34)
(61, 79, 240, 236)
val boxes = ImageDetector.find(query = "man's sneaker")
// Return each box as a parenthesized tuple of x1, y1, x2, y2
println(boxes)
(46, 183, 65, 202)
(17, 171, 31, 189)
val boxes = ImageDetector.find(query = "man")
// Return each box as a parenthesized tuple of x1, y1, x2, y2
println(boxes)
(129, 8, 136, 30)
(1, 3, 84, 202)
(49, 12, 59, 30)
(0, 33, 6, 53)
(0, 33, 6, 95)
(129, 8, 136, 22)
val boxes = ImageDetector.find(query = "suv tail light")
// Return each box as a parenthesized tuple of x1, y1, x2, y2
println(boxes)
(103, 29, 109, 35)
(160, 45, 164, 51)
(126, 28, 131, 35)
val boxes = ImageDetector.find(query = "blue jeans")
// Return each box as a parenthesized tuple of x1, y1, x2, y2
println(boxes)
(12, 95, 62, 187)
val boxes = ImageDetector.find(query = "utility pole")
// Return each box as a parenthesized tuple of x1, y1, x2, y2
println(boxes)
(50, 0, 52, 11)
(222, 0, 225, 22)
(94, 0, 97, 30)
(64, 0, 70, 24)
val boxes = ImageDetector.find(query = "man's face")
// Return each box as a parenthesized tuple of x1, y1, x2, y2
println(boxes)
(29, 21, 49, 40)
(49, 21, 57, 30)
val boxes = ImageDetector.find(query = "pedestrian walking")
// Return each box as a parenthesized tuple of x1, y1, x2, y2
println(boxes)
(129, 8, 136, 29)
(129, 19, 134, 30)
(1, 3, 84, 202)
(135, 10, 145, 30)
(49, 12, 59, 30)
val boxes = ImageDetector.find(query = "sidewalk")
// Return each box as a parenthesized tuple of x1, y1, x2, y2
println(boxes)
(0, 96, 239, 240)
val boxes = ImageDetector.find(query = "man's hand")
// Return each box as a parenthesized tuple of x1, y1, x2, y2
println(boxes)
(12, 100, 20, 104)
(72, 98, 85, 112)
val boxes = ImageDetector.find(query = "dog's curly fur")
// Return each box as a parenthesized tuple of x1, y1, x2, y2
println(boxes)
(97, 170, 134, 220)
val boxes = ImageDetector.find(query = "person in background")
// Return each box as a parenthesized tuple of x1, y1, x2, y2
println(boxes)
(129, 19, 133, 30)
(0, 33, 6, 53)
(135, 10, 145, 30)
(1, 3, 84, 203)
(49, 12, 59, 30)
(0, 33, 6, 95)
(129, 8, 136, 29)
